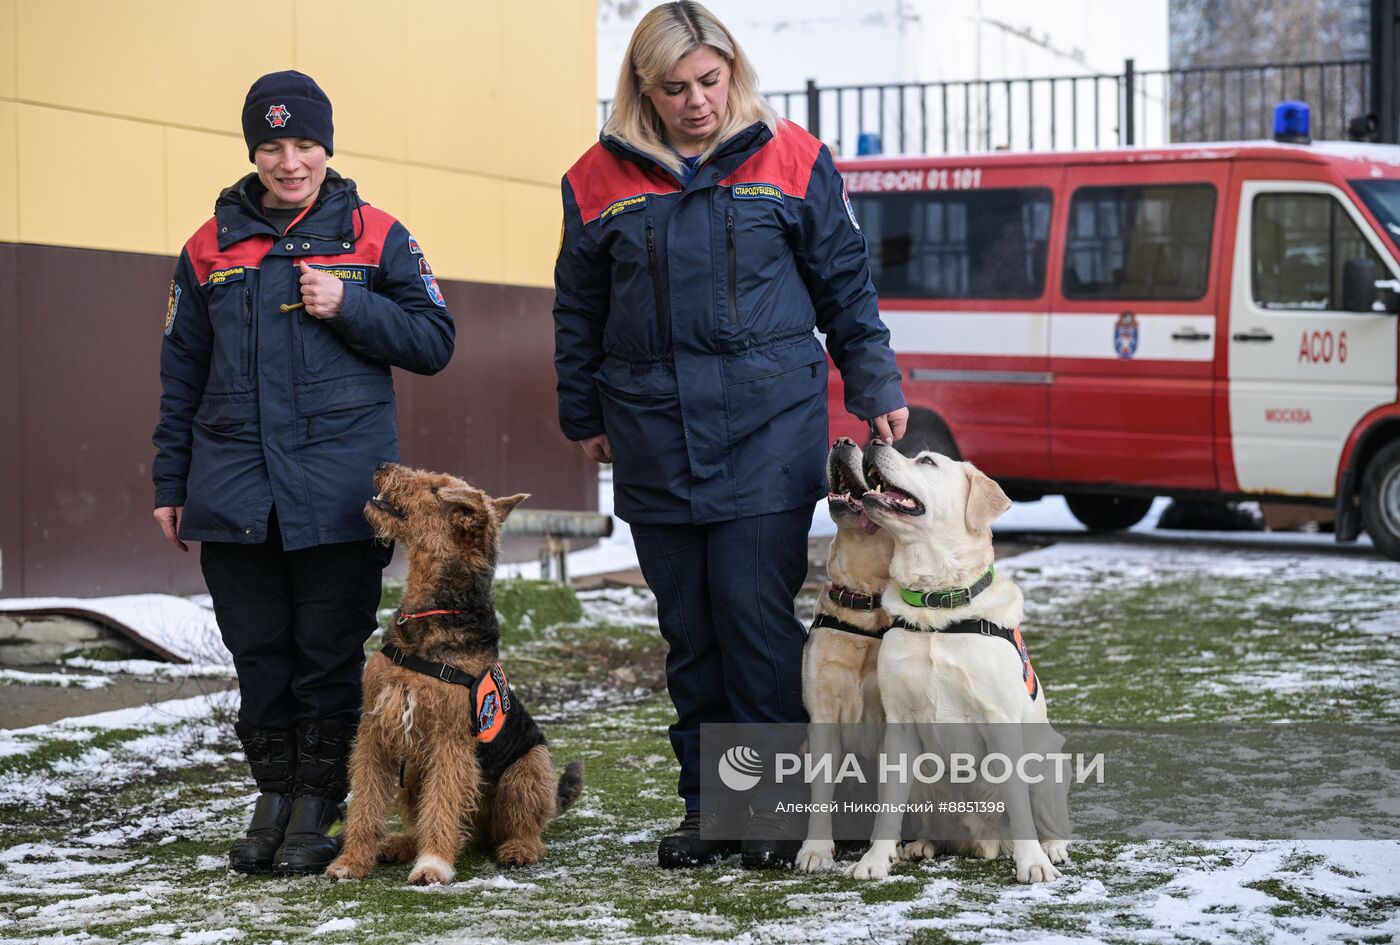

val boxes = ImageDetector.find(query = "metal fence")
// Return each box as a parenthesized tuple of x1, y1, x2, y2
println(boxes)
(599, 58, 1373, 158)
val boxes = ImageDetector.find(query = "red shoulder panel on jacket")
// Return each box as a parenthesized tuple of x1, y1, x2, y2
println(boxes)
(567, 142, 681, 225)
(719, 120, 822, 199)
(185, 218, 273, 285)
(346, 204, 398, 265)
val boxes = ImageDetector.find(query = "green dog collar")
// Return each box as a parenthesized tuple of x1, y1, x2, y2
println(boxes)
(899, 565, 995, 609)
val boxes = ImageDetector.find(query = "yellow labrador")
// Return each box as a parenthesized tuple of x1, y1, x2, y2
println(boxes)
(795, 438, 894, 873)
(849, 441, 1069, 884)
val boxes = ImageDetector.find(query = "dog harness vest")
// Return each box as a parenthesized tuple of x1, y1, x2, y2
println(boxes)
(827, 583, 881, 611)
(890, 617, 1040, 701)
(811, 612, 889, 639)
(378, 642, 547, 779)
(898, 565, 995, 609)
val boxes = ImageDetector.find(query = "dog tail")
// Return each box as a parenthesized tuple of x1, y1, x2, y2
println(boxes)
(555, 760, 585, 816)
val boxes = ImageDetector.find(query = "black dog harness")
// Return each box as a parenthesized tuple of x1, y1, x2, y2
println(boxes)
(811, 612, 888, 639)
(379, 640, 546, 782)
(889, 615, 1040, 702)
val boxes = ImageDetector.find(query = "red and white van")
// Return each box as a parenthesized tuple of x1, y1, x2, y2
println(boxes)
(830, 135, 1400, 559)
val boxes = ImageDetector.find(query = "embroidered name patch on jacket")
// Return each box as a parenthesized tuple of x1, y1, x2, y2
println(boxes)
(309, 265, 368, 285)
(600, 194, 647, 222)
(731, 182, 784, 204)
(208, 266, 246, 286)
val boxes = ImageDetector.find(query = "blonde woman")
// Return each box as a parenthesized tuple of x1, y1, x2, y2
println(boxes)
(553, 1, 906, 868)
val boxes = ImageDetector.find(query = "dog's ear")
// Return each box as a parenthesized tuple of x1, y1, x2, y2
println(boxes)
(491, 492, 529, 523)
(964, 463, 1011, 533)
(437, 486, 479, 511)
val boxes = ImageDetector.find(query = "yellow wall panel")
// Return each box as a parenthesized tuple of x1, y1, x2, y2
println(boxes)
(164, 128, 254, 254)
(328, 153, 411, 227)
(400, 0, 502, 177)
(405, 166, 503, 284)
(17, 105, 164, 253)
(16, 0, 293, 132)
(0, 103, 17, 243)
(501, 181, 563, 288)
(501, 2, 596, 186)
(0, 0, 16, 100)
(8, 0, 593, 286)
(294, 0, 409, 164)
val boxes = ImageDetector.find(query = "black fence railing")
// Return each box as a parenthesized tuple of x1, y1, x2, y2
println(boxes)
(598, 58, 1374, 157)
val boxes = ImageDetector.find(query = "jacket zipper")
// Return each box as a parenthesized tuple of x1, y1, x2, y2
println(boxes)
(243, 287, 254, 379)
(646, 219, 670, 341)
(725, 212, 738, 324)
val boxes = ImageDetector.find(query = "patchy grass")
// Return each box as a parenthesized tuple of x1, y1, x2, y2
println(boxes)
(1, 543, 1398, 944)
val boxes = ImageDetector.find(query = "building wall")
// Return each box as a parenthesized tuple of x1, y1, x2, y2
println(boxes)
(0, 0, 599, 596)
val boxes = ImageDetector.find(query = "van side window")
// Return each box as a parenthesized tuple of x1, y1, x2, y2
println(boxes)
(1062, 185, 1216, 300)
(848, 188, 1052, 299)
(1252, 192, 1385, 311)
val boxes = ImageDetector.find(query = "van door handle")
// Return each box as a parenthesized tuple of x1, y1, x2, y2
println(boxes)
(1171, 328, 1212, 342)
(1232, 330, 1275, 343)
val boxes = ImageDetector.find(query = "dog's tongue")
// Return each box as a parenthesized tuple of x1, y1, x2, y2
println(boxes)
(858, 510, 879, 534)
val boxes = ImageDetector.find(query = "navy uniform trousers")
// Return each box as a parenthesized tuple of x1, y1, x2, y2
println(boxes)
(631, 505, 813, 810)
(200, 509, 392, 727)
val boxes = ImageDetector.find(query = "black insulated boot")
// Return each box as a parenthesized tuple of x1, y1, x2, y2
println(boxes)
(740, 810, 802, 869)
(229, 722, 295, 874)
(272, 719, 352, 875)
(657, 810, 740, 868)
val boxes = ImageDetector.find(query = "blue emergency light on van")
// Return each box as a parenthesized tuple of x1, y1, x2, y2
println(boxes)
(1273, 101, 1311, 144)
(857, 132, 882, 156)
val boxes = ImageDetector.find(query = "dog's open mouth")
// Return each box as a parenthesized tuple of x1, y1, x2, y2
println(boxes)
(863, 465, 925, 516)
(828, 441, 882, 533)
(369, 493, 405, 519)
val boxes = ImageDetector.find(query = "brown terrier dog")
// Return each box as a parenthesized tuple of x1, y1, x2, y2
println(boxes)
(326, 463, 584, 886)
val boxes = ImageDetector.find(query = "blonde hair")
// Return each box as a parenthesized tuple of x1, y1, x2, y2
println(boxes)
(604, 1, 778, 175)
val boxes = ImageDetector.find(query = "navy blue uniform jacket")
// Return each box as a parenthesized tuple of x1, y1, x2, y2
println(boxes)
(153, 171, 455, 549)
(553, 120, 904, 523)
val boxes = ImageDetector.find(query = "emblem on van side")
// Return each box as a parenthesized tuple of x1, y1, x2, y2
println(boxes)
(1114, 312, 1139, 359)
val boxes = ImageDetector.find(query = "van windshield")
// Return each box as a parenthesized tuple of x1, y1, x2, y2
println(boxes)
(1351, 180, 1400, 251)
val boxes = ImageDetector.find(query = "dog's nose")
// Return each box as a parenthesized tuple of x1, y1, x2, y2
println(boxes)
(835, 436, 856, 448)
(376, 461, 393, 472)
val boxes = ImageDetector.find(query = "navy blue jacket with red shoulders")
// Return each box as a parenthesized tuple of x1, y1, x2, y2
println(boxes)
(553, 120, 904, 524)
(153, 170, 455, 549)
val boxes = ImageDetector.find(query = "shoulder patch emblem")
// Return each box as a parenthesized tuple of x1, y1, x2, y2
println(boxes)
(600, 194, 648, 223)
(732, 182, 785, 204)
(407, 234, 422, 255)
(418, 257, 446, 307)
(164, 281, 181, 336)
(265, 104, 290, 129)
(841, 180, 860, 231)
(208, 266, 245, 286)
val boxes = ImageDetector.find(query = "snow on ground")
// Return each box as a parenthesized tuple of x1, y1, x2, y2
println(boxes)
(0, 594, 230, 666)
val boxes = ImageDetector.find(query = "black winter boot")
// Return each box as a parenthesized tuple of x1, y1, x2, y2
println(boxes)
(271, 719, 352, 875)
(657, 810, 740, 868)
(229, 722, 295, 874)
(740, 810, 803, 869)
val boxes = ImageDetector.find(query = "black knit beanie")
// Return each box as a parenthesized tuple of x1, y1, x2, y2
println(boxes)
(241, 70, 334, 161)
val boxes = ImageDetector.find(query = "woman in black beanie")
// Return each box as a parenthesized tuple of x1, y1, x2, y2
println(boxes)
(152, 69, 456, 875)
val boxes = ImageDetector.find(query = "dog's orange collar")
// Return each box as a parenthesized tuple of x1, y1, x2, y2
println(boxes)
(395, 609, 464, 626)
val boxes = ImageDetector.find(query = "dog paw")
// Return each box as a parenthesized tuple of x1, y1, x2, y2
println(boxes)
(407, 855, 456, 886)
(325, 855, 371, 880)
(794, 840, 835, 873)
(1014, 855, 1062, 884)
(847, 846, 897, 880)
(1042, 839, 1070, 865)
(899, 839, 937, 862)
(494, 839, 545, 867)
(378, 833, 417, 863)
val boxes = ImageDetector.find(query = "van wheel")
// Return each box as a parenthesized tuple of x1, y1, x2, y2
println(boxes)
(896, 409, 960, 460)
(1361, 440, 1400, 561)
(1065, 494, 1154, 531)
